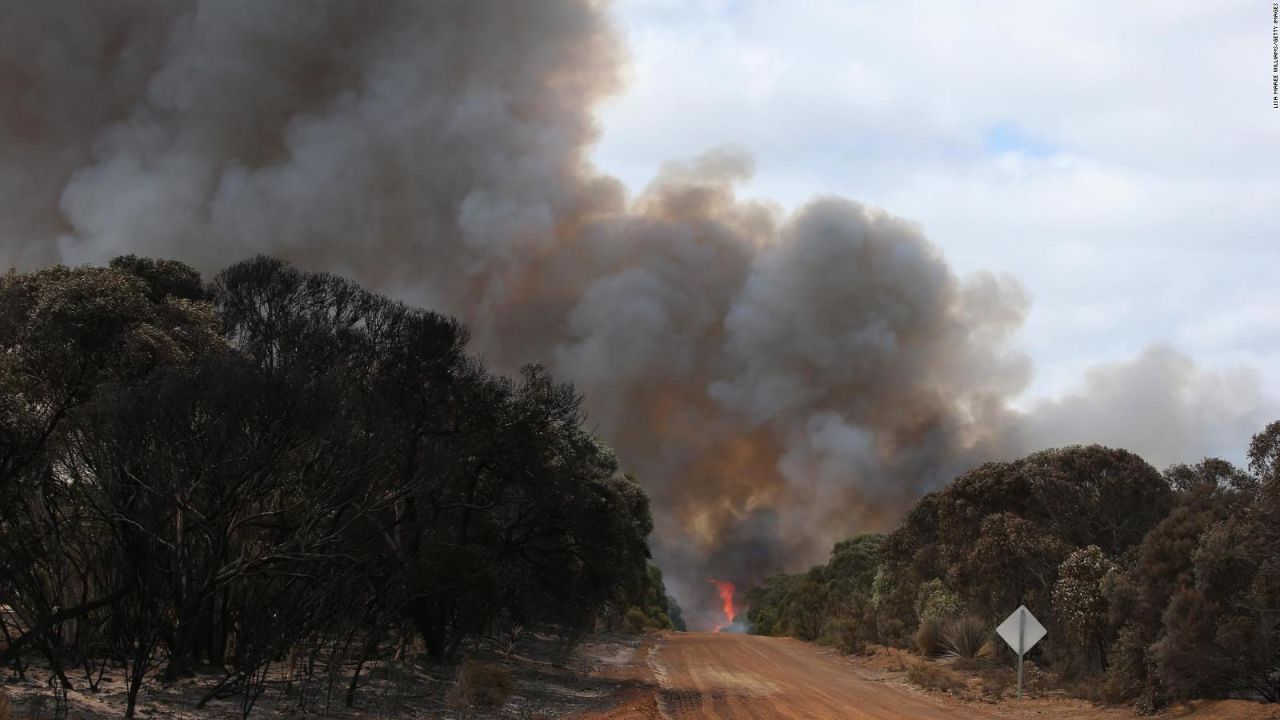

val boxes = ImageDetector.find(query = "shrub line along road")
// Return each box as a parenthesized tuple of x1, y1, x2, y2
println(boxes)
(637, 632, 973, 720)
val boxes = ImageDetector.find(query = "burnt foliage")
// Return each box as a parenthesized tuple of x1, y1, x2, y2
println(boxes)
(0, 257, 659, 717)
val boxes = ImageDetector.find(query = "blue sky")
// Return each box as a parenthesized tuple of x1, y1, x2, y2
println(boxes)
(984, 123, 1056, 157)
(591, 0, 1280, 426)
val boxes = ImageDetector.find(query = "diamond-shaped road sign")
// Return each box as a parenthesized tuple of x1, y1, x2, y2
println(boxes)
(997, 605, 1046, 656)
(997, 605, 1046, 699)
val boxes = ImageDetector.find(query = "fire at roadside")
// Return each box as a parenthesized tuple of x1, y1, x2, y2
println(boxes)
(708, 579, 748, 633)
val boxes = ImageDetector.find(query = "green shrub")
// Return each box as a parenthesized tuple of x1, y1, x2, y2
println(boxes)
(623, 607, 648, 635)
(823, 618, 867, 655)
(870, 565, 914, 646)
(913, 579, 962, 622)
(1101, 623, 1152, 704)
(876, 616, 907, 647)
(1053, 545, 1117, 673)
(914, 616, 945, 657)
(448, 661, 514, 712)
(942, 616, 990, 659)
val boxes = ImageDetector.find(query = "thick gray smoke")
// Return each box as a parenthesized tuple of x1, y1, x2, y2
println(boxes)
(1018, 345, 1269, 470)
(1, 0, 1269, 630)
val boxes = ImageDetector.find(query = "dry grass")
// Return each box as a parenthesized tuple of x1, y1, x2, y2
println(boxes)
(969, 665, 1018, 701)
(448, 660, 515, 713)
(913, 616, 945, 657)
(1061, 675, 1106, 704)
(906, 661, 968, 696)
(941, 616, 990, 659)
(978, 675, 1009, 701)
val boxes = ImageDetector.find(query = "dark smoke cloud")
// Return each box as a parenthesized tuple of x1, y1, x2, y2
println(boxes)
(2, 0, 1270, 630)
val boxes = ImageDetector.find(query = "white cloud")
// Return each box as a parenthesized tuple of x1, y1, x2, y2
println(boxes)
(593, 0, 1280, 410)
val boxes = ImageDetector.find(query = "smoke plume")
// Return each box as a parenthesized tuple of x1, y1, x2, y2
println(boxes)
(1, 0, 1270, 630)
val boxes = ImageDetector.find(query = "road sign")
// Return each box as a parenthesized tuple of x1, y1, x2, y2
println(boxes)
(996, 605, 1046, 699)
(997, 605, 1045, 655)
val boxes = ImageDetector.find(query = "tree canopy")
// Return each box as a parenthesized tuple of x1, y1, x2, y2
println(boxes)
(0, 256, 662, 717)
(748, 440, 1280, 707)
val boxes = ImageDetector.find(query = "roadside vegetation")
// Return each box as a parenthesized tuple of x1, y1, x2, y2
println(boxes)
(0, 256, 675, 718)
(747, 438, 1280, 710)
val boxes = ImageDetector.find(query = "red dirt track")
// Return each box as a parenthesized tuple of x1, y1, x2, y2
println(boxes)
(582, 632, 1278, 720)
(642, 632, 966, 719)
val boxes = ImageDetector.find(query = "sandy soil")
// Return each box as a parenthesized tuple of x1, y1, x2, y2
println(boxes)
(575, 632, 1280, 720)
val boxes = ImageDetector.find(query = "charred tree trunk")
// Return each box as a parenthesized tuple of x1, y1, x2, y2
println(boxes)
(344, 628, 382, 708)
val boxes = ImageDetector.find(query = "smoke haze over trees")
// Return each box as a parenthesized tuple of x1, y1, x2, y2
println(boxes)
(0, 0, 1273, 629)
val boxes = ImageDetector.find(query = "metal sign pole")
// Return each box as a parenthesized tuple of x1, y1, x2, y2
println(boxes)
(1016, 608, 1025, 699)
(998, 604, 1044, 702)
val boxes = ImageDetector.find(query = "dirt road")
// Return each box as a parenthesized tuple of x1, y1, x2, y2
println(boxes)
(582, 632, 1278, 720)
(642, 632, 970, 720)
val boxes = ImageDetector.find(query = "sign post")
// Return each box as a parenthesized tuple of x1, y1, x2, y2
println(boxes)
(996, 605, 1046, 699)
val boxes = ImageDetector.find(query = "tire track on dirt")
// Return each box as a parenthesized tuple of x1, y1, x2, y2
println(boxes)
(645, 643, 676, 720)
(643, 633, 976, 719)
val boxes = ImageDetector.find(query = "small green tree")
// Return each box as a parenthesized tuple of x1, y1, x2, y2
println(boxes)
(1053, 546, 1117, 673)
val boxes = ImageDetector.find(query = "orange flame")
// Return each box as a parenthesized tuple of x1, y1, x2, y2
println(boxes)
(709, 578, 737, 632)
